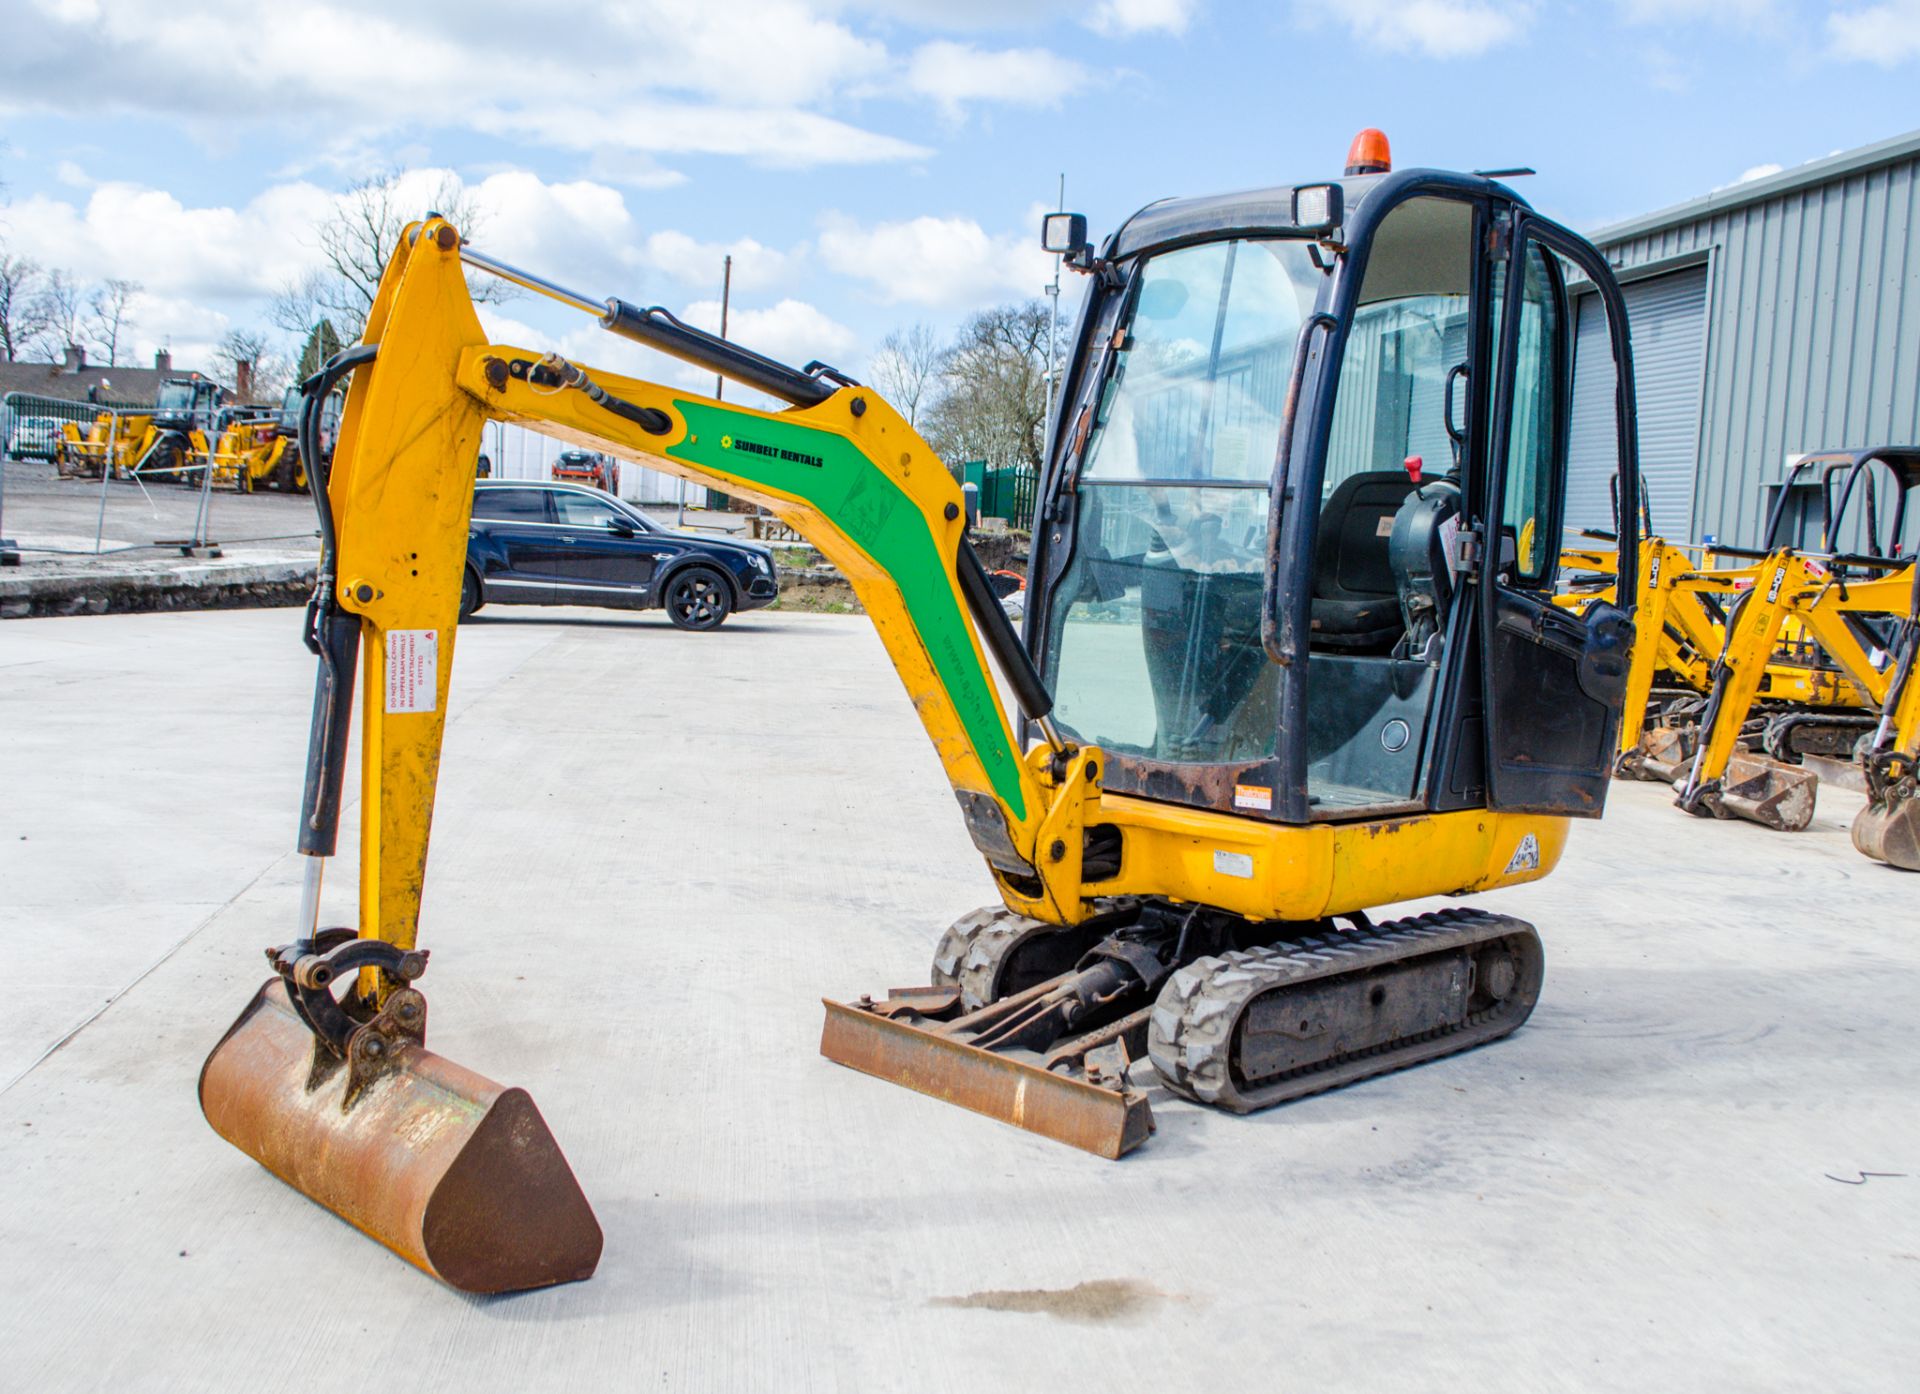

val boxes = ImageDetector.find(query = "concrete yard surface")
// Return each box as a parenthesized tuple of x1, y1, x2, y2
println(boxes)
(1, 606, 1915, 1393)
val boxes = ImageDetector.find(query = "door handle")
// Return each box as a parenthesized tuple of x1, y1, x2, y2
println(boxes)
(558, 534, 576, 543)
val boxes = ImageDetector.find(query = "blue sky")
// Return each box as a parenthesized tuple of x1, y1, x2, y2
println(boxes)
(1, 0, 1917, 384)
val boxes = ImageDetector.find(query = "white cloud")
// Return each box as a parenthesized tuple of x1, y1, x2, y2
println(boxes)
(680, 297, 859, 366)
(643, 233, 799, 295)
(817, 212, 1050, 307)
(0, 165, 826, 377)
(1088, 0, 1199, 36)
(1304, 1, 1534, 58)
(475, 100, 930, 171)
(2, 179, 334, 301)
(904, 41, 1090, 118)
(1828, 1, 1920, 64)
(0, 1, 1095, 171)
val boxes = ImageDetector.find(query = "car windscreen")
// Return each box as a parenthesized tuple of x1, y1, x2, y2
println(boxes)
(471, 488, 551, 523)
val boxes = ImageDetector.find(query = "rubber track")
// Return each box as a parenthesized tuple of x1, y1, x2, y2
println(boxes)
(1146, 907, 1542, 1114)
(929, 905, 1051, 1013)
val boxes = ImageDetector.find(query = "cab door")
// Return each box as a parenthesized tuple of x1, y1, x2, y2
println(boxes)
(1480, 211, 1639, 815)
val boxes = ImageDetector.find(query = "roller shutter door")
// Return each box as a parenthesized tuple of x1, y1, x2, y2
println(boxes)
(1565, 265, 1708, 538)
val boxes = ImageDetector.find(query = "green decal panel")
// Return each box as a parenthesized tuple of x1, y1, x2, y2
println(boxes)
(668, 401, 1025, 820)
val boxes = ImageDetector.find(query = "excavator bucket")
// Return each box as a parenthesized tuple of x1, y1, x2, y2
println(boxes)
(1694, 751, 1819, 831)
(1627, 724, 1694, 783)
(1853, 794, 1920, 870)
(200, 979, 602, 1293)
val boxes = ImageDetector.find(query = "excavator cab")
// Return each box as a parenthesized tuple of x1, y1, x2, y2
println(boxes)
(200, 134, 1645, 1295)
(1029, 159, 1638, 832)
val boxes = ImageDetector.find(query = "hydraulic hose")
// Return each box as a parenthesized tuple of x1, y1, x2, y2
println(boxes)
(294, 344, 378, 872)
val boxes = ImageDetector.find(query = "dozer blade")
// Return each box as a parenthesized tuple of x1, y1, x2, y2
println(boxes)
(1854, 793, 1920, 870)
(820, 996, 1154, 1160)
(1713, 751, 1819, 831)
(200, 981, 602, 1293)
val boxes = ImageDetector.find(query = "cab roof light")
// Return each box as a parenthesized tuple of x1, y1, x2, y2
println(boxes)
(1345, 128, 1392, 177)
(1291, 183, 1343, 234)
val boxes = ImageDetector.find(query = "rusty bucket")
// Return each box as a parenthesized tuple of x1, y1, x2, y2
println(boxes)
(1854, 792, 1920, 870)
(1709, 752, 1819, 831)
(1628, 724, 1695, 783)
(200, 980, 602, 1293)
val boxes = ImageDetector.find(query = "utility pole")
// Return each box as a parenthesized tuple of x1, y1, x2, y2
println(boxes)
(1042, 173, 1065, 453)
(681, 253, 732, 529)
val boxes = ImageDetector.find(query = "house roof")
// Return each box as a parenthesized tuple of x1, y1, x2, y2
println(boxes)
(1591, 127, 1920, 246)
(0, 361, 231, 409)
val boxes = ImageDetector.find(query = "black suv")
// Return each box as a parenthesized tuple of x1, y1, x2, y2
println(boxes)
(464, 481, 777, 630)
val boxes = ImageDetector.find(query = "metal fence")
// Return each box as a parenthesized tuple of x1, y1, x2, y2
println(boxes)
(1, 390, 320, 559)
(960, 459, 1039, 531)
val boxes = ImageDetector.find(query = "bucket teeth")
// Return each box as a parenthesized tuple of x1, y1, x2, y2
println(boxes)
(200, 980, 601, 1293)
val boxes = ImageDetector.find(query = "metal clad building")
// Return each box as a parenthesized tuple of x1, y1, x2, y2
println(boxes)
(1569, 128, 1920, 553)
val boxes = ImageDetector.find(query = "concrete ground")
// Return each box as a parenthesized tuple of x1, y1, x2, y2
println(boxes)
(1, 605, 1915, 1393)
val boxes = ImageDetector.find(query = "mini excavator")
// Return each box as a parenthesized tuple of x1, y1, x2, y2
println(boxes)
(200, 133, 1645, 1292)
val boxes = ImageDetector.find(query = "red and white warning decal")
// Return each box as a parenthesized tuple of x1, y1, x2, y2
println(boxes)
(385, 629, 438, 714)
(1233, 783, 1273, 811)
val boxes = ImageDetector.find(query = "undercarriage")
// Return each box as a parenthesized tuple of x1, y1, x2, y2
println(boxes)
(822, 900, 1543, 1158)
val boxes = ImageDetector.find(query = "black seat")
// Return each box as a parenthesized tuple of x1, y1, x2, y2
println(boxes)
(1310, 470, 1418, 652)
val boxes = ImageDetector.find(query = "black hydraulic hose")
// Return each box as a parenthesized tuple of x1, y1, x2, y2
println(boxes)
(956, 536, 1052, 722)
(300, 343, 379, 590)
(294, 343, 378, 857)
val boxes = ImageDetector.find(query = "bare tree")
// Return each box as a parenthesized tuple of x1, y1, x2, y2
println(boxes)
(299, 170, 514, 341)
(42, 268, 85, 358)
(86, 277, 141, 366)
(869, 323, 942, 427)
(920, 301, 1052, 474)
(215, 328, 292, 400)
(0, 247, 53, 362)
(268, 269, 327, 339)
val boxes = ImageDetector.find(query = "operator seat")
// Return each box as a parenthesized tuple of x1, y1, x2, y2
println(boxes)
(1310, 470, 1419, 652)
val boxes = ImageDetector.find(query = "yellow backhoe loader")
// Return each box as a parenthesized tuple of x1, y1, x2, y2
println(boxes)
(200, 135, 1648, 1293)
(1673, 448, 1919, 836)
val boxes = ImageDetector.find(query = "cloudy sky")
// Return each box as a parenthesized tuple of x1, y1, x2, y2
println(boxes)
(1, 0, 1917, 386)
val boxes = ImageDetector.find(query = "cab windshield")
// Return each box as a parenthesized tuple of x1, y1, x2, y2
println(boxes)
(1044, 236, 1324, 763)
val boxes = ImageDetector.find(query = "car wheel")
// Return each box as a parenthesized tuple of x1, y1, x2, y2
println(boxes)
(663, 566, 731, 631)
(459, 568, 483, 620)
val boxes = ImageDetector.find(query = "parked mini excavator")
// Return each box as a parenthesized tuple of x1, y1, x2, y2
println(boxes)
(1671, 448, 1919, 845)
(200, 134, 1645, 1293)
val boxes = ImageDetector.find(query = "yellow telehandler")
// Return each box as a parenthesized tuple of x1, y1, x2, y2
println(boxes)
(200, 135, 1648, 1292)
(56, 376, 224, 483)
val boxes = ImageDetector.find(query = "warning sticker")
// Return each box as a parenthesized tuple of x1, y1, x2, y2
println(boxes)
(1503, 832, 1541, 875)
(1233, 783, 1273, 812)
(385, 629, 438, 714)
(1213, 849, 1254, 879)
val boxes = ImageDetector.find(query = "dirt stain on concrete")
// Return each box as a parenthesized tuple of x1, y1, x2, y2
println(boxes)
(930, 1278, 1164, 1324)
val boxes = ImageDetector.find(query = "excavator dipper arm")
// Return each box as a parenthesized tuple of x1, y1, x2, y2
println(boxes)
(200, 219, 1110, 1291)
